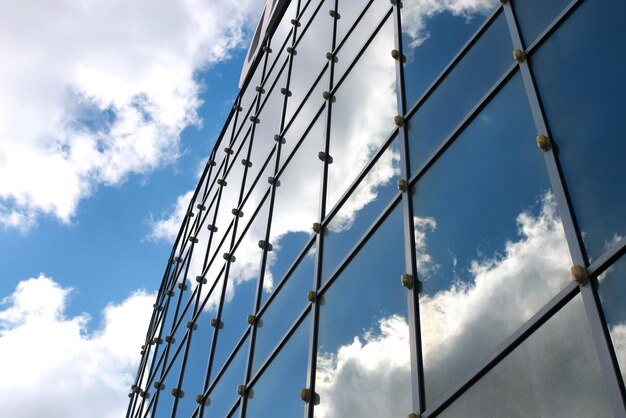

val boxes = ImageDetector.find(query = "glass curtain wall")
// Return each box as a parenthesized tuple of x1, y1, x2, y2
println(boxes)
(128, 0, 626, 417)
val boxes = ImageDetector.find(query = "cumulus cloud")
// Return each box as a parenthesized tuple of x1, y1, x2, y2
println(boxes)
(402, 0, 498, 48)
(308, 193, 625, 415)
(0, 274, 155, 418)
(0, 0, 259, 231)
(149, 1, 399, 307)
(315, 315, 412, 418)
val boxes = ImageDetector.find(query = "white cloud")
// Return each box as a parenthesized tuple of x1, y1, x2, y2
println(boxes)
(402, 0, 498, 48)
(0, 274, 155, 418)
(147, 190, 195, 242)
(0, 0, 259, 231)
(308, 193, 624, 415)
(148, 3, 400, 303)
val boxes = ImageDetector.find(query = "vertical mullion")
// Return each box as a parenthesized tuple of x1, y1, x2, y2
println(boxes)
(502, 2, 626, 416)
(391, 0, 424, 414)
(306, 1, 338, 418)
(240, 1, 302, 418)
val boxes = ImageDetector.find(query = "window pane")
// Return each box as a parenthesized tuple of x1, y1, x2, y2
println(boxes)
(246, 315, 310, 418)
(401, 0, 499, 109)
(314, 203, 411, 418)
(206, 337, 248, 418)
(267, 114, 324, 295)
(413, 73, 571, 405)
(254, 245, 314, 372)
(287, 0, 332, 124)
(327, 15, 396, 212)
(531, 0, 626, 261)
(439, 295, 612, 418)
(334, 0, 391, 83)
(322, 135, 400, 284)
(513, 0, 570, 47)
(407, 12, 511, 176)
(597, 255, 626, 388)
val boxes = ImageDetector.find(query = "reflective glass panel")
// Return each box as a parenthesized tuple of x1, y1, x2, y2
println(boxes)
(322, 135, 400, 284)
(439, 295, 612, 418)
(413, 74, 571, 405)
(597, 255, 626, 387)
(334, 0, 391, 83)
(287, 0, 332, 123)
(327, 16, 396, 212)
(407, 12, 511, 176)
(267, 114, 323, 294)
(401, 0, 499, 110)
(178, 300, 215, 416)
(152, 339, 185, 418)
(513, 0, 570, 47)
(246, 315, 310, 418)
(531, 0, 626, 261)
(335, 0, 372, 47)
(254, 245, 314, 371)
(315, 203, 411, 418)
(245, 62, 288, 195)
(206, 336, 248, 418)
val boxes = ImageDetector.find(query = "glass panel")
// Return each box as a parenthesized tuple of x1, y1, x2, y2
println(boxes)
(401, 0, 499, 110)
(265, 0, 298, 80)
(413, 73, 572, 405)
(407, 12, 511, 176)
(597, 255, 626, 387)
(206, 337, 248, 418)
(327, 16, 396, 212)
(212, 203, 269, 375)
(246, 315, 310, 418)
(254, 245, 315, 371)
(335, 0, 372, 47)
(245, 61, 288, 196)
(531, 0, 626, 261)
(287, 0, 332, 124)
(322, 135, 401, 284)
(439, 295, 612, 418)
(267, 114, 324, 294)
(334, 0, 391, 83)
(315, 203, 411, 418)
(513, 0, 570, 47)
(152, 340, 185, 418)
(178, 303, 215, 417)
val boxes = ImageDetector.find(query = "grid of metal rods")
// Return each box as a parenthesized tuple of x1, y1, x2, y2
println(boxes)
(127, 0, 626, 417)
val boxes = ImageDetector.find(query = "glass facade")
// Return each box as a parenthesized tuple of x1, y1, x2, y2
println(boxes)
(128, 0, 626, 417)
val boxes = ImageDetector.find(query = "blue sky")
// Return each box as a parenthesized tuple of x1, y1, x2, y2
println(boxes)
(0, 1, 262, 416)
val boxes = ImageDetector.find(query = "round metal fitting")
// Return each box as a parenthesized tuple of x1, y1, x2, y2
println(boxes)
(513, 49, 525, 62)
(397, 179, 409, 192)
(237, 385, 246, 396)
(536, 134, 551, 151)
(300, 388, 311, 402)
(307, 290, 317, 302)
(247, 314, 255, 325)
(401, 273, 413, 289)
(394, 115, 404, 127)
(571, 265, 588, 285)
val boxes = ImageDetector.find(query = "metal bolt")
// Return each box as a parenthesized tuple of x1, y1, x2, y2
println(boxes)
(186, 321, 198, 331)
(300, 388, 311, 402)
(237, 385, 246, 396)
(280, 87, 292, 96)
(233, 105, 243, 112)
(207, 224, 218, 232)
(249, 115, 260, 123)
(255, 86, 265, 94)
(207, 159, 216, 167)
(328, 9, 340, 19)
(513, 49, 525, 63)
(391, 49, 401, 60)
(291, 18, 301, 27)
(394, 115, 404, 126)
(401, 273, 413, 289)
(312, 222, 322, 234)
(196, 204, 206, 211)
(196, 276, 207, 285)
(241, 159, 252, 167)
(196, 394, 210, 405)
(571, 265, 588, 285)
(307, 290, 317, 302)
(177, 282, 188, 291)
(397, 179, 409, 192)
(262, 45, 272, 53)
(536, 134, 551, 151)
(188, 236, 199, 244)
(171, 388, 185, 398)
(247, 315, 256, 325)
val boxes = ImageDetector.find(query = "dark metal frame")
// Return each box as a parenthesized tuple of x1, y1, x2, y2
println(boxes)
(128, 0, 626, 417)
